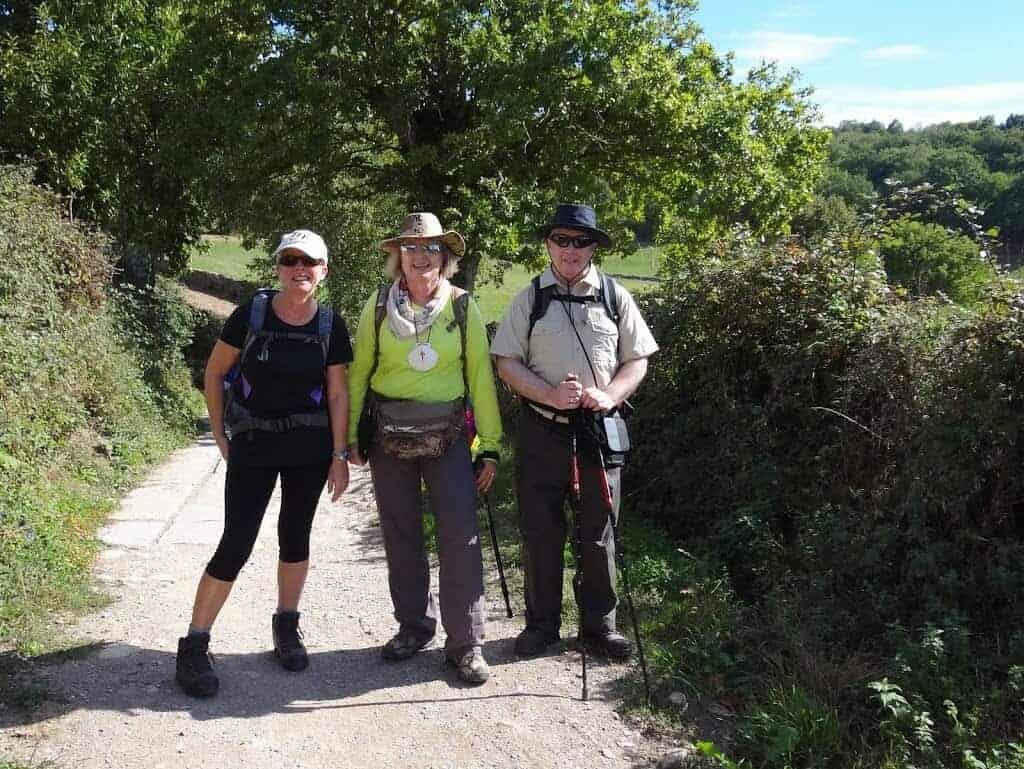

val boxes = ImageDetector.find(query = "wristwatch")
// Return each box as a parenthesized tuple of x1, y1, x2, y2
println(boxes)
(333, 447, 352, 462)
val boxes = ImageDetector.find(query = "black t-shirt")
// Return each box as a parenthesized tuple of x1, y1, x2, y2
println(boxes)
(221, 296, 353, 467)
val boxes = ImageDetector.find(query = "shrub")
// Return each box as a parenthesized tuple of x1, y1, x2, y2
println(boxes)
(879, 217, 996, 302)
(626, 232, 1023, 765)
(0, 165, 199, 650)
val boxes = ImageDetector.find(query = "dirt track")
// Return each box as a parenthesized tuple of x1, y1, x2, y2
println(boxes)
(0, 433, 683, 768)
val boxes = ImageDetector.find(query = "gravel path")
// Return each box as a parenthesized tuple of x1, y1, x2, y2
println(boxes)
(0, 434, 680, 769)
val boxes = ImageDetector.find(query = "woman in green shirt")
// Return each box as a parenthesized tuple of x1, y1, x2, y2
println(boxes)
(348, 212, 502, 685)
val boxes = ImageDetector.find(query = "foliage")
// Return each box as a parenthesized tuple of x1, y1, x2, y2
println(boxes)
(177, 0, 826, 292)
(825, 119, 1024, 260)
(879, 217, 995, 303)
(0, 166, 200, 651)
(0, 1, 211, 276)
(625, 233, 1024, 766)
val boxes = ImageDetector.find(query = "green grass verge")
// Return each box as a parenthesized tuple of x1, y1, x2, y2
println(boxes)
(188, 234, 265, 280)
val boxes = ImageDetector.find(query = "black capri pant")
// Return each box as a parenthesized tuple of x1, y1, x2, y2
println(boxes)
(205, 459, 330, 582)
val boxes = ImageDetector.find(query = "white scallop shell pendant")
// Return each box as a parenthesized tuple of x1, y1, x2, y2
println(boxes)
(408, 342, 439, 372)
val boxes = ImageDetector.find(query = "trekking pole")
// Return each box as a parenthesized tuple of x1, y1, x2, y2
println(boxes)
(569, 421, 588, 702)
(598, 450, 651, 708)
(480, 490, 513, 618)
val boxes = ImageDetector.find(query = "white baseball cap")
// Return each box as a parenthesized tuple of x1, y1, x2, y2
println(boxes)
(272, 229, 328, 263)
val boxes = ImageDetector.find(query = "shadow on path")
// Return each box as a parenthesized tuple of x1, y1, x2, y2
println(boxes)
(0, 634, 629, 728)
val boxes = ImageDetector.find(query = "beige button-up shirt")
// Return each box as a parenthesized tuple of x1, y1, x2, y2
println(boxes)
(490, 265, 659, 390)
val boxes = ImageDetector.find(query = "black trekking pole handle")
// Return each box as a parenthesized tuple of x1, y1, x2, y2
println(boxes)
(569, 424, 588, 702)
(481, 490, 514, 618)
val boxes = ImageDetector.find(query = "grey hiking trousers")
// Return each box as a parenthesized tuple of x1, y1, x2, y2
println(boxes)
(369, 435, 486, 652)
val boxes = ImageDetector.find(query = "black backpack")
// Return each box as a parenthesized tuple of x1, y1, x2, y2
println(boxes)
(527, 271, 621, 338)
(223, 290, 334, 437)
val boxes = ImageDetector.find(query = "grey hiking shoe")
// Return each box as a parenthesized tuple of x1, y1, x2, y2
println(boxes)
(448, 646, 490, 685)
(381, 628, 434, 661)
(176, 633, 219, 698)
(272, 611, 309, 672)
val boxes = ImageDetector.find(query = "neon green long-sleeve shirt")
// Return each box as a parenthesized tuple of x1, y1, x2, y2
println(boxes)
(347, 289, 503, 455)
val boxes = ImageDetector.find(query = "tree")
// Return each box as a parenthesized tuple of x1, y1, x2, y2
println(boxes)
(0, 0, 212, 276)
(879, 217, 994, 303)
(183, 0, 826, 300)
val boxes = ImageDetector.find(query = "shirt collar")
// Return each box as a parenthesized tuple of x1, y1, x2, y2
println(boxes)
(538, 263, 600, 294)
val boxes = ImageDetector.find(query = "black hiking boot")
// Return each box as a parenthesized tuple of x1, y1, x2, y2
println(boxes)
(175, 633, 219, 698)
(580, 629, 633, 661)
(272, 611, 309, 672)
(514, 626, 560, 657)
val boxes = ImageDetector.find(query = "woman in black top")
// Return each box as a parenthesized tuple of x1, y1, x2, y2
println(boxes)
(175, 229, 353, 698)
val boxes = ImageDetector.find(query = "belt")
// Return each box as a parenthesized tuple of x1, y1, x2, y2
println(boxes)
(528, 402, 571, 425)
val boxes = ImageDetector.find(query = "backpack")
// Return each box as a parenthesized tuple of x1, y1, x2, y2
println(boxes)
(223, 289, 334, 437)
(527, 271, 620, 338)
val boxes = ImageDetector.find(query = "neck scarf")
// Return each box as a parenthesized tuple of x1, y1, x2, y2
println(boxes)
(385, 278, 452, 340)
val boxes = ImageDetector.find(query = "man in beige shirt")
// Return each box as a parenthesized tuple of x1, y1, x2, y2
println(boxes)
(491, 203, 658, 659)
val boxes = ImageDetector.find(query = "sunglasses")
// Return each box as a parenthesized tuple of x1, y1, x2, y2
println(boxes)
(548, 233, 598, 249)
(278, 254, 324, 267)
(400, 243, 444, 254)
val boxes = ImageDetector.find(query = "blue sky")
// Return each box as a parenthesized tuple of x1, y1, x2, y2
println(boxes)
(692, 1, 1024, 128)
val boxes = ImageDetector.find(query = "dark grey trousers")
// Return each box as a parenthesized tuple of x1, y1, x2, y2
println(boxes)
(369, 435, 486, 652)
(516, 409, 620, 636)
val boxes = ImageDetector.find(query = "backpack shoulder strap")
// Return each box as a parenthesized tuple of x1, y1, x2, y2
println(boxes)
(366, 283, 390, 385)
(450, 287, 471, 398)
(599, 271, 621, 326)
(527, 275, 556, 338)
(240, 290, 274, 363)
(315, 303, 333, 363)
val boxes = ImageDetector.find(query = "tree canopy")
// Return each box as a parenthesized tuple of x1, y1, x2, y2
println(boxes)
(2, 0, 827, 302)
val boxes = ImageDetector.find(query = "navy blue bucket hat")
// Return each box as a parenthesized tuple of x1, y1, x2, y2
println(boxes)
(536, 203, 613, 248)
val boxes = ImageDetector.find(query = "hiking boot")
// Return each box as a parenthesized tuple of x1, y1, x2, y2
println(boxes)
(272, 611, 309, 672)
(581, 629, 633, 661)
(176, 634, 219, 698)
(381, 628, 434, 661)
(447, 646, 490, 685)
(514, 626, 560, 657)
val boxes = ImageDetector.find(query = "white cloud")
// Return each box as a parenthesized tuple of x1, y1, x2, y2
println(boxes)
(770, 3, 812, 20)
(863, 44, 927, 61)
(815, 82, 1024, 127)
(733, 30, 856, 68)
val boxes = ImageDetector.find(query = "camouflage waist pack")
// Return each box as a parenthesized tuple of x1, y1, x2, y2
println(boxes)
(374, 397, 465, 460)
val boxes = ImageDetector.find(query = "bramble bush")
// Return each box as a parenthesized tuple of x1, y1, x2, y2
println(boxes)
(0, 165, 200, 651)
(625, 232, 1024, 767)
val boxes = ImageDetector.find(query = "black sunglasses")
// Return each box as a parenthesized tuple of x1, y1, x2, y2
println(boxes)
(278, 254, 324, 267)
(548, 233, 598, 249)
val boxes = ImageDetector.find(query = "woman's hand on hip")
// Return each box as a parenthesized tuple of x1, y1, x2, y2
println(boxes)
(327, 459, 350, 501)
(214, 432, 229, 461)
